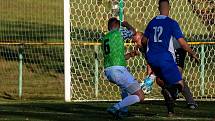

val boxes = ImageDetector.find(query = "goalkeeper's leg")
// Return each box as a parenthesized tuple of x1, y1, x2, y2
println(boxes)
(107, 86, 144, 119)
(119, 90, 128, 114)
(105, 67, 145, 119)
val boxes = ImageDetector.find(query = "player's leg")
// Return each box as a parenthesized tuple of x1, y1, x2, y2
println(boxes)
(182, 82, 198, 108)
(156, 77, 165, 87)
(119, 89, 131, 116)
(105, 66, 144, 118)
(147, 64, 175, 115)
(175, 48, 197, 109)
(111, 67, 145, 109)
(179, 66, 197, 109)
(155, 77, 178, 116)
(152, 60, 184, 115)
(113, 85, 144, 111)
(147, 56, 183, 115)
(107, 86, 144, 119)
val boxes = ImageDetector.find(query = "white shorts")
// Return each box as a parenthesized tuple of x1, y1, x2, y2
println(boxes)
(104, 66, 141, 94)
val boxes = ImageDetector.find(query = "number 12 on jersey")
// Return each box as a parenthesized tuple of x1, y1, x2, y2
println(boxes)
(153, 26, 163, 42)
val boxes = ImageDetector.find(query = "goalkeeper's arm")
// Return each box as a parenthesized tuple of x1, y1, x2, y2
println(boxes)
(121, 21, 136, 34)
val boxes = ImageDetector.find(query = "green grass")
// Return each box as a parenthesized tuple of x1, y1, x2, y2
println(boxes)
(0, 99, 214, 121)
(0, 0, 63, 25)
(0, 0, 63, 42)
(0, 59, 64, 100)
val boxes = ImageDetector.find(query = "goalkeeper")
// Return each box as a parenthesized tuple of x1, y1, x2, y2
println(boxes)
(102, 17, 145, 119)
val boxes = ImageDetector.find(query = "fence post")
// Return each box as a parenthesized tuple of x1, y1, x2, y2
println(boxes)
(18, 46, 24, 99)
(94, 45, 99, 98)
(200, 44, 205, 96)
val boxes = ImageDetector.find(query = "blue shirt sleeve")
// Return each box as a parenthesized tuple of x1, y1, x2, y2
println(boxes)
(172, 21, 184, 40)
(120, 28, 134, 40)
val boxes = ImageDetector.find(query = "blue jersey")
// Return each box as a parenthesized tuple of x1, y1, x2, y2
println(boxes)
(144, 15, 184, 62)
(144, 15, 184, 85)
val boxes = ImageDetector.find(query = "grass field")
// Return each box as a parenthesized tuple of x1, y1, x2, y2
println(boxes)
(0, 99, 214, 121)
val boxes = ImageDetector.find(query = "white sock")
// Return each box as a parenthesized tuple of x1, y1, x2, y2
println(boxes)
(114, 95, 140, 110)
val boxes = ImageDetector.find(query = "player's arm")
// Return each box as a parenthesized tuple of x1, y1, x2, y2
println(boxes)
(122, 21, 136, 34)
(177, 38, 199, 63)
(120, 21, 136, 40)
(172, 21, 199, 63)
(120, 21, 138, 59)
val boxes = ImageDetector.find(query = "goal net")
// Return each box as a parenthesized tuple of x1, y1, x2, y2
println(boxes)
(70, 0, 215, 101)
(0, 0, 64, 99)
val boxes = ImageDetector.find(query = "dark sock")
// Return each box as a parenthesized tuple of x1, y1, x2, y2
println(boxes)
(161, 89, 175, 113)
(181, 83, 195, 104)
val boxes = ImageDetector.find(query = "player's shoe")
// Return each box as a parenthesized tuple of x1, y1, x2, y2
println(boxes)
(187, 103, 198, 109)
(140, 76, 153, 94)
(107, 106, 121, 119)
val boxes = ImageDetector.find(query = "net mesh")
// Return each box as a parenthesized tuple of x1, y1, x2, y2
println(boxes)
(0, 0, 64, 99)
(71, 0, 215, 101)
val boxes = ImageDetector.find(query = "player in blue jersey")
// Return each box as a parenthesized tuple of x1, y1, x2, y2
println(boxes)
(136, 0, 199, 116)
(134, 32, 198, 109)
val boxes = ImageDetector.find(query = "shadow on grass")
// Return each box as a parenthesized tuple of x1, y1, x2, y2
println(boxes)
(0, 100, 214, 121)
(0, 101, 109, 121)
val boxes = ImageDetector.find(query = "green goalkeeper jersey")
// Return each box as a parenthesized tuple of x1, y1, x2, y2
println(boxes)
(102, 29, 126, 68)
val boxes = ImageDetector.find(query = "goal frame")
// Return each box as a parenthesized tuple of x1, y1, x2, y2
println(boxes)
(64, 0, 71, 102)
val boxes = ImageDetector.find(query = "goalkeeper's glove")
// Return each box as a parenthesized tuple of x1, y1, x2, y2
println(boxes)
(140, 75, 155, 94)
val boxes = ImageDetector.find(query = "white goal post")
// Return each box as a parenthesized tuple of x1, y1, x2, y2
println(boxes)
(64, 0, 71, 102)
